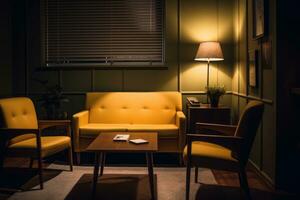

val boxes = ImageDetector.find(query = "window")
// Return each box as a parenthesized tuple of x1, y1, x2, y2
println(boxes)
(41, 0, 165, 68)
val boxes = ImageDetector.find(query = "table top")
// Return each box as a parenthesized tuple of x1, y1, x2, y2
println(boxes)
(86, 132, 158, 153)
(187, 103, 230, 109)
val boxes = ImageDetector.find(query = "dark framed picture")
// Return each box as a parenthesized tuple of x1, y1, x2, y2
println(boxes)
(262, 40, 272, 69)
(253, 0, 265, 39)
(248, 50, 259, 87)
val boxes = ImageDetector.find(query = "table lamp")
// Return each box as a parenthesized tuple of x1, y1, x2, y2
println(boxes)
(194, 41, 224, 88)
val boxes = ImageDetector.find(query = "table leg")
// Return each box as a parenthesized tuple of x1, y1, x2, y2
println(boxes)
(92, 152, 102, 198)
(100, 153, 106, 176)
(146, 153, 155, 200)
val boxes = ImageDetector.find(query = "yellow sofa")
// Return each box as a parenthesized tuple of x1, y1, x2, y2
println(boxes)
(73, 92, 186, 159)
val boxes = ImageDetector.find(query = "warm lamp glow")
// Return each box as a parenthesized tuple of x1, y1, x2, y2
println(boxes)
(194, 42, 224, 61)
(194, 42, 224, 102)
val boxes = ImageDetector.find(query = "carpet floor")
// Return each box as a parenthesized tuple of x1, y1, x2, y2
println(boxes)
(8, 164, 216, 200)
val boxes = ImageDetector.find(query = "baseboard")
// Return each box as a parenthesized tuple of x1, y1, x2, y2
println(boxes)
(248, 160, 275, 191)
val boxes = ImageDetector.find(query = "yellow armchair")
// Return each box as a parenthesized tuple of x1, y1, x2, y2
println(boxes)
(184, 100, 264, 200)
(0, 97, 73, 189)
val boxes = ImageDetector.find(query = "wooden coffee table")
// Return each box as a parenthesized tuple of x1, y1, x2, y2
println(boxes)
(86, 132, 158, 200)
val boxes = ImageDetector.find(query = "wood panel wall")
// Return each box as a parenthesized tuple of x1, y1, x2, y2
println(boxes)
(232, 0, 276, 186)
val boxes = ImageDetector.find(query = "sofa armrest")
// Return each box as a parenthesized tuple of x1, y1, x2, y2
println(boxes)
(72, 110, 89, 152)
(176, 111, 186, 151)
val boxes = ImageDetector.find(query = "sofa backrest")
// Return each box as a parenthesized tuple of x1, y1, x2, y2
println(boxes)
(86, 92, 182, 124)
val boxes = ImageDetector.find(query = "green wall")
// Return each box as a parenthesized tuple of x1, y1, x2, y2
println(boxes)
(232, 0, 276, 185)
(0, 0, 12, 96)
(180, 0, 234, 109)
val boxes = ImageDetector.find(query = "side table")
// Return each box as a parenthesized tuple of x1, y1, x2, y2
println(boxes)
(186, 103, 231, 133)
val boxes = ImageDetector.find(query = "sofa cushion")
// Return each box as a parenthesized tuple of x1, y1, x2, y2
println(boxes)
(80, 123, 128, 138)
(79, 123, 178, 138)
(127, 124, 178, 138)
(86, 92, 182, 124)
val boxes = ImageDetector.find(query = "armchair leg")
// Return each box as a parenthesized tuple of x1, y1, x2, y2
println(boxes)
(185, 159, 191, 200)
(194, 167, 198, 183)
(29, 157, 34, 168)
(68, 147, 73, 171)
(37, 156, 43, 189)
(238, 169, 251, 200)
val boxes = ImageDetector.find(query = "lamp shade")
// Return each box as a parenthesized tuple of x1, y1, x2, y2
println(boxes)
(194, 41, 224, 61)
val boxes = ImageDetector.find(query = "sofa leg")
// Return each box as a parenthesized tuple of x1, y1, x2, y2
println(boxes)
(195, 167, 198, 183)
(68, 147, 73, 171)
(178, 153, 184, 166)
(76, 153, 81, 165)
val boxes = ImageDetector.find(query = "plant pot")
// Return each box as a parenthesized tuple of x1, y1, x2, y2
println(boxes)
(45, 106, 68, 120)
(209, 96, 220, 107)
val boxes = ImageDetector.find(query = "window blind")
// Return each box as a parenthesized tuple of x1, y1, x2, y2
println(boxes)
(41, 0, 165, 67)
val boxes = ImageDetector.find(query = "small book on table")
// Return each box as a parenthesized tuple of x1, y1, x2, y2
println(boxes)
(113, 134, 130, 141)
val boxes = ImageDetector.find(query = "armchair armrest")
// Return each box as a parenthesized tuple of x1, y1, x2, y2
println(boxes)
(38, 120, 71, 137)
(0, 128, 41, 150)
(72, 110, 89, 152)
(186, 133, 243, 154)
(195, 122, 237, 136)
(176, 111, 186, 151)
(0, 128, 39, 137)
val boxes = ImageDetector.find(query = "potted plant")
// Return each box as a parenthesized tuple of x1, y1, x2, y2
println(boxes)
(206, 85, 226, 107)
(33, 79, 69, 119)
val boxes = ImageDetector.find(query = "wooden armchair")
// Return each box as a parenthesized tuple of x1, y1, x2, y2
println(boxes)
(0, 97, 73, 189)
(183, 101, 264, 200)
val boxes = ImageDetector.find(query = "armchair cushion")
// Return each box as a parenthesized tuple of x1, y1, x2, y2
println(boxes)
(79, 124, 128, 137)
(183, 141, 238, 169)
(8, 136, 71, 158)
(183, 141, 237, 161)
